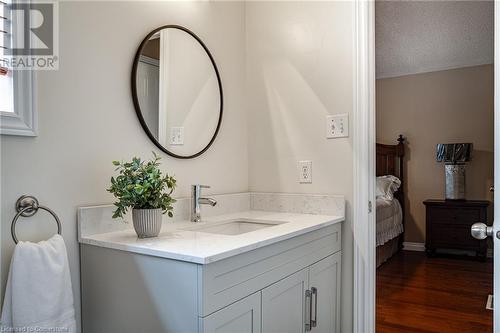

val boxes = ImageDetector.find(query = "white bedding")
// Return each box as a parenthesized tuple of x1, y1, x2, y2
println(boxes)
(376, 198, 403, 246)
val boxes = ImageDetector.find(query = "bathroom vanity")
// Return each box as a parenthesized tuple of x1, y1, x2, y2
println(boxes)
(98, 23, 347, 332)
(79, 194, 344, 333)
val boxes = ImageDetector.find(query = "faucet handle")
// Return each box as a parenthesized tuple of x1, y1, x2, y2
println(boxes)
(192, 184, 211, 192)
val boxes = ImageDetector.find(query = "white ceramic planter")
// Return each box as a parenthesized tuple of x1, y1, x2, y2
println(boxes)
(132, 208, 162, 238)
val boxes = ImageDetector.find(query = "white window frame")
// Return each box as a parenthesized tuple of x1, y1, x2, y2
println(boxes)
(0, 0, 37, 137)
(1, 71, 37, 136)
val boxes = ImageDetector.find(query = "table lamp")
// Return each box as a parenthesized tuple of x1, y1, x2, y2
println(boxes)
(436, 143, 472, 200)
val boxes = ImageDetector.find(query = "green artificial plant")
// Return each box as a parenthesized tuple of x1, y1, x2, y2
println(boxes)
(107, 152, 176, 219)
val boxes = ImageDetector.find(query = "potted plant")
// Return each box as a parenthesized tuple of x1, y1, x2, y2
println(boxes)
(107, 152, 176, 238)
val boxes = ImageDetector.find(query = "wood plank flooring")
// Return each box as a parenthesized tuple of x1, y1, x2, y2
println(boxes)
(377, 251, 493, 333)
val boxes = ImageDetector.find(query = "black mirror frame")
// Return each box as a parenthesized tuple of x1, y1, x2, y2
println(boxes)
(131, 25, 224, 159)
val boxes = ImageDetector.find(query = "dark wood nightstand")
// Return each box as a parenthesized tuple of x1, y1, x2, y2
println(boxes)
(423, 199, 490, 260)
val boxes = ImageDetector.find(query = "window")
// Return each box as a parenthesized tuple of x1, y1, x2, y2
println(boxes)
(0, 0, 37, 136)
(0, 0, 14, 114)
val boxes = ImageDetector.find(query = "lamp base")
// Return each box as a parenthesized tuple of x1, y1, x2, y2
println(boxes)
(445, 164, 466, 200)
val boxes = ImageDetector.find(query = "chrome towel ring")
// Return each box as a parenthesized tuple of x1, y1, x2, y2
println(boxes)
(11, 195, 62, 244)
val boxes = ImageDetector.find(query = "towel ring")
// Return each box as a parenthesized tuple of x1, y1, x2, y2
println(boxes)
(11, 195, 62, 244)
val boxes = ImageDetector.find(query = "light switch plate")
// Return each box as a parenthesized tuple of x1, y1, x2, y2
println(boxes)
(170, 127, 184, 145)
(298, 161, 312, 183)
(326, 113, 349, 138)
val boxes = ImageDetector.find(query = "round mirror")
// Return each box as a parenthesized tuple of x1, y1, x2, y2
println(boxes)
(132, 25, 223, 159)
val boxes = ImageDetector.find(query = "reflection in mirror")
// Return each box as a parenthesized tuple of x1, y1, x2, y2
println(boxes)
(133, 26, 222, 159)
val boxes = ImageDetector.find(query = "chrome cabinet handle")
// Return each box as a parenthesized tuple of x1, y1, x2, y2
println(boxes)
(311, 287, 318, 328)
(305, 289, 312, 331)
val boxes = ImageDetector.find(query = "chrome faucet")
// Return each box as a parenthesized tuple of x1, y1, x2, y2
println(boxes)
(191, 185, 217, 222)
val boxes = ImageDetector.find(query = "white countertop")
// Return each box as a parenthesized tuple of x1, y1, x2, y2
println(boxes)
(79, 210, 343, 264)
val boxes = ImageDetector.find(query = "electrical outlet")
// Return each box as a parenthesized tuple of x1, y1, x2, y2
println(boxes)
(298, 161, 312, 184)
(326, 114, 349, 138)
(170, 127, 184, 145)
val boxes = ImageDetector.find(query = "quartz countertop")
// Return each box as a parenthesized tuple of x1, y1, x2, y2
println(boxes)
(78, 210, 344, 264)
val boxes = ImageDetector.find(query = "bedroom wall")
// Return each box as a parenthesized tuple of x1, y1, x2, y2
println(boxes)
(376, 64, 494, 243)
(245, 2, 354, 331)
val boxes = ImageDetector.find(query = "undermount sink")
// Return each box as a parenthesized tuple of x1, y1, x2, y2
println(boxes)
(184, 219, 287, 236)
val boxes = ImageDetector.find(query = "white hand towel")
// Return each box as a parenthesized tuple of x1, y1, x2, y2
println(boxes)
(1, 234, 76, 333)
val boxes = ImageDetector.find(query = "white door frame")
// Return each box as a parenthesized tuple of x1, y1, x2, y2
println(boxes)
(493, 2, 499, 332)
(352, 0, 376, 332)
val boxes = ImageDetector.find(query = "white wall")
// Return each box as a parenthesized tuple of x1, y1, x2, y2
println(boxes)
(160, 28, 220, 155)
(0, 1, 247, 330)
(245, 2, 354, 332)
(1, 1, 355, 332)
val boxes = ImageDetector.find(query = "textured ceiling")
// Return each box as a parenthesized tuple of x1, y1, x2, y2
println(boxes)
(376, 0, 493, 79)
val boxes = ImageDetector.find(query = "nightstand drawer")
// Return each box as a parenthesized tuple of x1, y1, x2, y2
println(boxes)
(428, 207, 482, 225)
(430, 224, 479, 248)
(424, 199, 490, 259)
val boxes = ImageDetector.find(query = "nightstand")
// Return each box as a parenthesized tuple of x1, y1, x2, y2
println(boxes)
(423, 199, 490, 260)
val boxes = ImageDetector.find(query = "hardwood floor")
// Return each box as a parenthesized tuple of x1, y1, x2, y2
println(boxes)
(377, 251, 493, 333)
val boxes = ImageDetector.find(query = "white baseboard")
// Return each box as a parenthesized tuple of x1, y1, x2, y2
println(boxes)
(403, 242, 425, 252)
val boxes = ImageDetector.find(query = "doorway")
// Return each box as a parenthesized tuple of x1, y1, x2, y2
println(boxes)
(375, 1, 494, 332)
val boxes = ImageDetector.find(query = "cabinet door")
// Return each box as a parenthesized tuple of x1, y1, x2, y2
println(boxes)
(309, 253, 341, 333)
(262, 268, 309, 333)
(200, 292, 261, 333)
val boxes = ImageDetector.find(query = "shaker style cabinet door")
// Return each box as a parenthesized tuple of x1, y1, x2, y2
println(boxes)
(309, 253, 341, 333)
(200, 292, 262, 333)
(262, 268, 309, 333)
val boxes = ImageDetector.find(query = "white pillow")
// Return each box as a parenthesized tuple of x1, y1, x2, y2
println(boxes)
(376, 175, 401, 201)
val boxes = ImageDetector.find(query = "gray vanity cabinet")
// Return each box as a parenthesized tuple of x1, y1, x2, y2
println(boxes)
(261, 253, 341, 333)
(200, 253, 341, 333)
(81, 223, 342, 333)
(309, 253, 341, 333)
(262, 268, 309, 333)
(200, 292, 261, 333)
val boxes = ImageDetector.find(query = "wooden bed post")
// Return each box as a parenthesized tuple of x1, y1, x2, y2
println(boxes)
(375, 135, 406, 251)
(397, 134, 405, 157)
(396, 134, 405, 249)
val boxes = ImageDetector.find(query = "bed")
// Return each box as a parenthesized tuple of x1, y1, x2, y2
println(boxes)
(376, 135, 405, 267)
